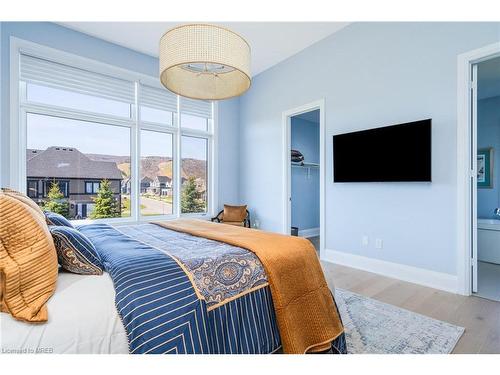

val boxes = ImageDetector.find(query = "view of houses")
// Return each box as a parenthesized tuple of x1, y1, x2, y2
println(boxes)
(27, 146, 207, 219)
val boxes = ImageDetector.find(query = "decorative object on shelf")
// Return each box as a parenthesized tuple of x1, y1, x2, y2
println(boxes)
(477, 147, 494, 188)
(211, 204, 251, 228)
(159, 24, 251, 100)
(291, 149, 304, 163)
(291, 149, 318, 177)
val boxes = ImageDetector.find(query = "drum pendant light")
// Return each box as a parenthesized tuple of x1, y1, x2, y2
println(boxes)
(159, 24, 251, 100)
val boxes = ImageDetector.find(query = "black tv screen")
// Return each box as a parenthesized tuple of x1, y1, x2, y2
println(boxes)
(333, 119, 431, 182)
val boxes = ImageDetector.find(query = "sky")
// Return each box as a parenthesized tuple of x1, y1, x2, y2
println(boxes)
(26, 84, 208, 160)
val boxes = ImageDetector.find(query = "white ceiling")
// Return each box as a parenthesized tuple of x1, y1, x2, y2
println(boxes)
(59, 22, 349, 76)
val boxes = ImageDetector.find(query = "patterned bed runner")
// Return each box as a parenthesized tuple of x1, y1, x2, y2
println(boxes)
(116, 223, 268, 309)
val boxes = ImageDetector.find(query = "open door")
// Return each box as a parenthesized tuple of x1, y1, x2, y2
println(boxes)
(471, 63, 478, 293)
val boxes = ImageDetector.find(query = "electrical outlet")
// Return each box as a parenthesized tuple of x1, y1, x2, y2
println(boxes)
(375, 238, 383, 249)
(362, 235, 369, 246)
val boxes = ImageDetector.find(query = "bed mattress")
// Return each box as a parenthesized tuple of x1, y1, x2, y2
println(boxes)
(1, 271, 129, 354)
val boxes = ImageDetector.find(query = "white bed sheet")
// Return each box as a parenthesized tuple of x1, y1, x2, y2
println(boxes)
(0, 271, 128, 354)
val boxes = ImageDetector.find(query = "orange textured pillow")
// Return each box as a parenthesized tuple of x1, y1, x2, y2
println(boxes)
(0, 192, 58, 322)
(1, 188, 45, 219)
(223, 204, 247, 222)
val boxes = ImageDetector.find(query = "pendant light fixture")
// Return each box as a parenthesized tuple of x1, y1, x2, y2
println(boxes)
(159, 24, 251, 100)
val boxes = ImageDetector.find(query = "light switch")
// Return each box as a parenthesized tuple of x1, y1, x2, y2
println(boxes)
(362, 235, 369, 246)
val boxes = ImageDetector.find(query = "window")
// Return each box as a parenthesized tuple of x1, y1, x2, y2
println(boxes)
(141, 106, 174, 125)
(27, 180, 39, 198)
(140, 85, 176, 126)
(180, 97, 212, 131)
(85, 181, 101, 194)
(26, 113, 131, 219)
(43, 180, 69, 198)
(15, 44, 215, 222)
(27, 84, 131, 118)
(181, 136, 208, 214)
(181, 113, 209, 132)
(140, 130, 174, 216)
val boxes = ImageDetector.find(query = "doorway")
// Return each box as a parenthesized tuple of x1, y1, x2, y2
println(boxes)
(282, 100, 325, 256)
(457, 42, 500, 297)
(474, 56, 500, 301)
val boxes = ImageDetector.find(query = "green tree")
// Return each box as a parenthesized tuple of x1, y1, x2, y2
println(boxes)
(42, 181, 69, 218)
(90, 179, 119, 219)
(181, 177, 205, 213)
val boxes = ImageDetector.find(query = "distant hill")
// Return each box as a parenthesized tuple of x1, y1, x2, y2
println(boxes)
(28, 149, 207, 181)
(87, 154, 207, 181)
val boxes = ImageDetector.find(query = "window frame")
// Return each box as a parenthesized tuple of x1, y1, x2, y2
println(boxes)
(27, 179, 39, 198)
(180, 134, 210, 215)
(43, 179, 70, 198)
(138, 125, 176, 218)
(85, 181, 101, 194)
(10, 37, 218, 224)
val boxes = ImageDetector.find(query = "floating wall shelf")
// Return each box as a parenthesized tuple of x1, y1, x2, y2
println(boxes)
(291, 162, 319, 178)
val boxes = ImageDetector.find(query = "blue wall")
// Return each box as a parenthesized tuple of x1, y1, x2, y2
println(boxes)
(217, 98, 241, 206)
(0, 22, 239, 210)
(239, 22, 500, 276)
(477, 95, 500, 218)
(291, 116, 319, 231)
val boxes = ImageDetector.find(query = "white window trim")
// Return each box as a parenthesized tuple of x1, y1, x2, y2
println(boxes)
(9, 36, 218, 224)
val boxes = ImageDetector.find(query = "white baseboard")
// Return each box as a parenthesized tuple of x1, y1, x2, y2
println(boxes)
(322, 249, 459, 294)
(298, 227, 320, 238)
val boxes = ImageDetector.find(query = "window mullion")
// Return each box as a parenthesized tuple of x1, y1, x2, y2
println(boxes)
(140, 122, 179, 134)
(174, 95, 182, 218)
(131, 82, 140, 222)
(21, 102, 134, 129)
(210, 101, 217, 217)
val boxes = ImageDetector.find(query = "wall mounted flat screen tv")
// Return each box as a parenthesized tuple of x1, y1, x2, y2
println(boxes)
(333, 119, 431, 182)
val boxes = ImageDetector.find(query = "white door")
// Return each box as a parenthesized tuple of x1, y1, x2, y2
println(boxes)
(472, 63, 478, 293)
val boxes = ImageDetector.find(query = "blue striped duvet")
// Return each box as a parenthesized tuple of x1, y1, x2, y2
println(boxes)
(79, 223, 345, 354)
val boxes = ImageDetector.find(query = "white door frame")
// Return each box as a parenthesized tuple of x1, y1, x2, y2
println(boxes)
(282, 99, 326, 256)
(457, 42, 500, 295)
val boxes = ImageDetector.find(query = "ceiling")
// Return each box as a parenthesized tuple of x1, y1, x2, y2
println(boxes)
(478, 56, 500, 100)
(59, 22, 349, 76)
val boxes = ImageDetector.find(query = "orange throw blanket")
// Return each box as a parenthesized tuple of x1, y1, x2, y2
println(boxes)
(154, 219, 344, 354)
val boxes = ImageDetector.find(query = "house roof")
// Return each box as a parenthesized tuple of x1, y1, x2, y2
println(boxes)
(141, 176, 153, 183)
(27, 147, 123, 180)
(155, 175, 171, 183)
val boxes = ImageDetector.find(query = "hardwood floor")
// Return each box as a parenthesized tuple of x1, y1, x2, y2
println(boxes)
(319, 261, 500, 353)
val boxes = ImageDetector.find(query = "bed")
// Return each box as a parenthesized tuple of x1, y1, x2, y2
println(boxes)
(1, 220, 346, 354)
(1, 271, 129, 354)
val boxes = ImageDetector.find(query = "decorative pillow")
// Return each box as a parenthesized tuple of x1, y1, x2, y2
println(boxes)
(0, 192, 58, 322)
(1, 187, 45, 219)
(223, 204, 247, 222)
(45, 211, 74, 228)
(49, 226, 103, 275)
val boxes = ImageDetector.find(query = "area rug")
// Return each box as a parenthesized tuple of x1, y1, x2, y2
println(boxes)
(335, 289, 465, 354)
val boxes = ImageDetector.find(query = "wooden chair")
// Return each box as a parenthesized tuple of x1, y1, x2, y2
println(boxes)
(211, 205, 251, 228)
